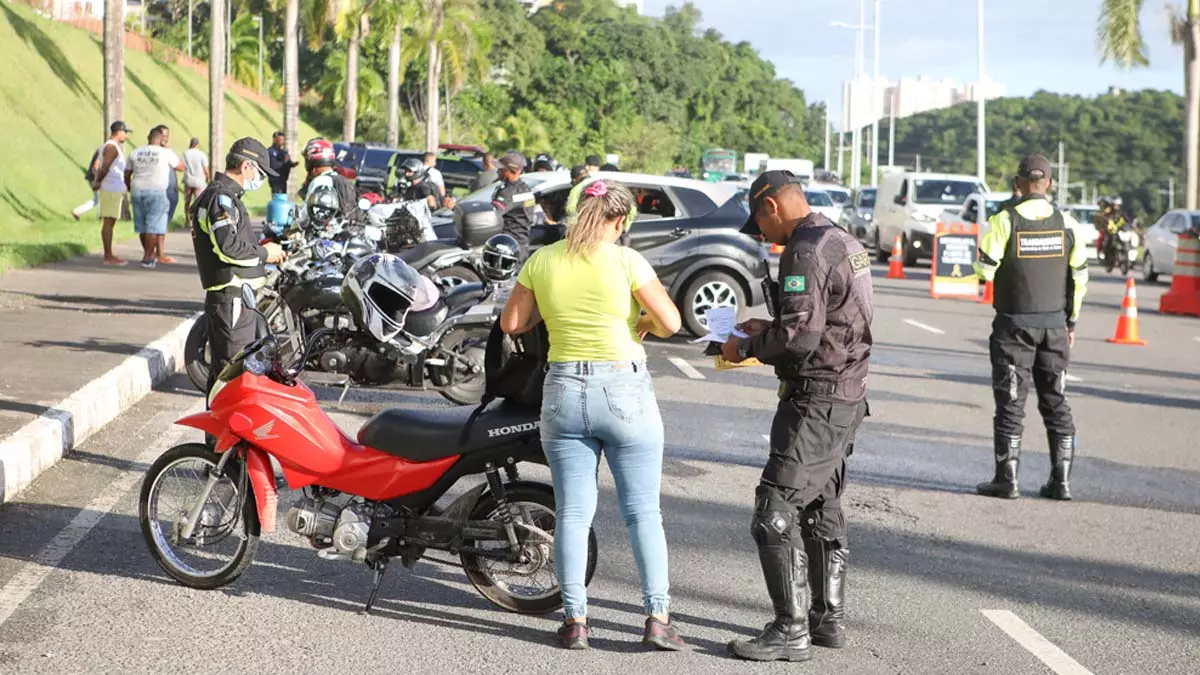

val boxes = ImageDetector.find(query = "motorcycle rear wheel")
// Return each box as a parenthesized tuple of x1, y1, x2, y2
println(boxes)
(459, 483, 598, 615)
(139, 443, 260, 590)
(184, 320, 211, 393)
(432, 326, 490, 405)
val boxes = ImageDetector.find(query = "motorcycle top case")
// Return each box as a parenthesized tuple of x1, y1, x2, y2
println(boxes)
(454, 200, 503, 248)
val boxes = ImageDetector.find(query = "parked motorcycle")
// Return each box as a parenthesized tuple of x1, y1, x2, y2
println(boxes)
(139, 292, 597, 614)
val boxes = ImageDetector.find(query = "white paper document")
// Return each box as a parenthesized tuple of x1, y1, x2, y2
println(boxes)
(689, 306, 748, 344)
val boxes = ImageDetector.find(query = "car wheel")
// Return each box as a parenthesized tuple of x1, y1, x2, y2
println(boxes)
(1143, 252, 1159, 283)
(901, 234, 920, 267)
(681, 270, 745, 337)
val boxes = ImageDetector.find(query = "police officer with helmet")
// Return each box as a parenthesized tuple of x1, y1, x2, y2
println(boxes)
(720, 170, 874, 663)
(974, 154, 1089, 501)
(190, 137, 286, 393)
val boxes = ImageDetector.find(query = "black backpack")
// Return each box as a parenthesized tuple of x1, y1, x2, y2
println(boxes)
(479, 317, 549, 410)
(84, 147, 101, 183)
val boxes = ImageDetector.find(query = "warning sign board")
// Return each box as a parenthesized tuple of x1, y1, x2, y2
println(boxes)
(930, 222, 981, 299)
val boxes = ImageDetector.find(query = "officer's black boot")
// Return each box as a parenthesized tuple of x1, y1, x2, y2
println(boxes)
(805, 538, 848, 648)
(728, 546, 813, 662)
(1039, 433, 1074, 501)
(976, 435, 1021, 499)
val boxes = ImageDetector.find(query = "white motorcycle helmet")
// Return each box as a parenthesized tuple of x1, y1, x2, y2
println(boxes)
(341, 253, 440, 342)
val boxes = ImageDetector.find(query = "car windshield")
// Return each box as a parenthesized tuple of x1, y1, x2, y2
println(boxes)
(826, 190, 851, 206)
(858, 189, 876, 208)
(361, 149, 395, 170)
(459, 172, 563, 205)
(913, 179, 982, 205)
(805, 191, 835, 207)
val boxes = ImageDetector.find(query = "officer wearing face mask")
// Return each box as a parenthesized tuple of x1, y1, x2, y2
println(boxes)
(190, 137, 287, 394)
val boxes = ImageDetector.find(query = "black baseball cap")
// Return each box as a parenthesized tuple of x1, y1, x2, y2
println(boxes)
(227, 137, 278, 176)
(1017, 154, 1052, 180)
(110, 120, 131, 134)
(740, 170, 806, 236)
(570, 164, 589, 182)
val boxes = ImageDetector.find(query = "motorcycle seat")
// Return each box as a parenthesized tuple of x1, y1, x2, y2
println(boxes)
(397, 239, 464, 271)
(357, 401, 540, 462)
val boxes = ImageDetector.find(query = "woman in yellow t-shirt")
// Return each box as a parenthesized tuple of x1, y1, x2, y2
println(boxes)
(500, 180, 684, 651)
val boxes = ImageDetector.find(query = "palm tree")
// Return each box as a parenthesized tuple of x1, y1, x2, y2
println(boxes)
(210, 0, 227, 161)
(284, 0, 300, 192)
(404, 0, 488, 152)
(103, 0, 125, 134)
(1099, 0, 1200, 208)
(376, 0, 419, 146)
(229, 13, 275, 91)
(335, 0, 379, 142)
(314, 49, 386, 117)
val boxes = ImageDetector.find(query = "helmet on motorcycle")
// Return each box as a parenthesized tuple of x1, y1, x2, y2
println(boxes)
(341, 253, 441, 342)
(395, 157, 426, 183)
(481, 233, 521, 281)
(304, 138, 336, 170)
(533, 153, 554, 172)
(306, 185, 340, 227)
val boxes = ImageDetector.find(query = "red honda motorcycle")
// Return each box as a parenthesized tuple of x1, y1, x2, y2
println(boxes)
(138, 322, 596, 615)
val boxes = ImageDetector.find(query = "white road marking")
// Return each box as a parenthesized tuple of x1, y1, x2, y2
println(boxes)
(667, 356, 705, 380)
(903, 318, 945, 335)
(981, 610, 1095, 675)
(1064, 374, 1084, 383)
(0, 404, 201, 628)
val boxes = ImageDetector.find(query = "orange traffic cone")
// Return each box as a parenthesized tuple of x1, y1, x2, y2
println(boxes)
(886, 235, 906, 279)
(978, 280, 994, 305)
(1106, 278, 1148, 346)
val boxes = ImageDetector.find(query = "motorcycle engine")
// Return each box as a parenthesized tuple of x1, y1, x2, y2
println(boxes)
(331, 504, 373, 562)
(286, 494, 343, 548)
(287, 495, 376, 562)
(317, 335, 410, 386)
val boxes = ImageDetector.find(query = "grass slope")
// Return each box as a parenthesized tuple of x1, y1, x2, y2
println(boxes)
(0, 2, 318, 273)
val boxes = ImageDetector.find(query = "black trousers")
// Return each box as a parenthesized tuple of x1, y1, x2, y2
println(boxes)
(756, 394, 868, 549)
(989, 318, 1076, 439)
(204, 287, 256, 393)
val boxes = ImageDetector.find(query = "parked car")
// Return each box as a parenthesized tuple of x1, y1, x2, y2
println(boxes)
(1142, 209, 1200, 282)
(439, 171, 767, 336)
(810, 182, 851, 210)
(1062, 204, 1102, 261)
(874, 171, 989, 265)
(840, 186, 877, 244)
(389, 151, 483, 192)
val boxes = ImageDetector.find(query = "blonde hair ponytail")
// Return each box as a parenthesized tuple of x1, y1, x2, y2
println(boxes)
(567, 180, 635, 257)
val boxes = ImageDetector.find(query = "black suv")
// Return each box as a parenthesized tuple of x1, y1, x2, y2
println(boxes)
(434, 171, 767, 336)
(389, 151, 483, 192)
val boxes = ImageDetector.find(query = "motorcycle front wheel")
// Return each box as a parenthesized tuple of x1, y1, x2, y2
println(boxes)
(139, 443, 260, 590)
(459, 483, 598, 615)
(431, 325, 490, 405)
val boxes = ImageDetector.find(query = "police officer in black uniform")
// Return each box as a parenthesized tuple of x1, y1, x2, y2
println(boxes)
(491, 151, 536, 257)
(721, 170, 874, 663)
(974, 154, 1089, 501)
(190, 137, 286, 393)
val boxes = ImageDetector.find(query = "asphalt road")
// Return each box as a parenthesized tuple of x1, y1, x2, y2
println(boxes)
(1, 261, 1198, 675)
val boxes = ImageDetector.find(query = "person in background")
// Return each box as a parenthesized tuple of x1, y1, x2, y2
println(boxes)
(600, 162, 620, 172)
(125, 125, 183, 268)
(183, 138, 210, 228)
(585, 155, 602, 174)
(471, 152, 499, 191)
(299, 138, 364, 228)
(158, 125, 181, 229)
(500, 179, 685, 652)
(268, 131, 298, 196)
(72, 145, 103, 221)
(491, 151, 536, 257)
(423, 152, 446, 204)
(93, 120, 131, 265)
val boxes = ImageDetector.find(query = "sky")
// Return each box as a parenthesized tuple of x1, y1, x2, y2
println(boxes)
(641, 0, 1184, 117)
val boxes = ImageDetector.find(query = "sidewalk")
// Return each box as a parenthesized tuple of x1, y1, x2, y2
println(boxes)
(0, 233, 202, 502)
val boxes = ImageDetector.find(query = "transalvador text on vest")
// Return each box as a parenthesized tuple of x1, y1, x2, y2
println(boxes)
(487, 421, 540, 438)
(1016, 231, 1065, 258)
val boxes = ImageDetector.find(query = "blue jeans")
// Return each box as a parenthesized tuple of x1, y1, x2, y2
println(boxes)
(541, 360, 670, 620)
(131, 190, 169, 235)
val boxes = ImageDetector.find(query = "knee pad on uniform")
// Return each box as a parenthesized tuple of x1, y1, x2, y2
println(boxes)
(751, 484, 797, 547)
(801, 503, 847, 548)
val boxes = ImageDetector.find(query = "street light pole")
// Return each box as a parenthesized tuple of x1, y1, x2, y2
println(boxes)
(226, 0, 232, 78)
(851, 0, 864, 188)
(976, 0, 986, 182)
(871, 0, 881, 187)
(824, 114, 831, 173)
(187, 0, 193, 59)
(257, 15, 263, 95)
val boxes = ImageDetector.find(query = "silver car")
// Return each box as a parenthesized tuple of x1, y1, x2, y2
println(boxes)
(1142, 209, 1200, 283)
(839, 187, 877, 245)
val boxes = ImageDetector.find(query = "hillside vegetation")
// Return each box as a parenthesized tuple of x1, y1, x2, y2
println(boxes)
(0, 1, 317, 273)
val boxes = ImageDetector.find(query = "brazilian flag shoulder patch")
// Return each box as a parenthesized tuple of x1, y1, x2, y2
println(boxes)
(783, 275, 807, 293)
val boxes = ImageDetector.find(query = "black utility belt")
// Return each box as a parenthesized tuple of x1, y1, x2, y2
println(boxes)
(778, 379, 840, 399)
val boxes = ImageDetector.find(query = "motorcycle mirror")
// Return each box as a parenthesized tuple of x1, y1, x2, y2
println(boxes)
(357, 197, 371, 211)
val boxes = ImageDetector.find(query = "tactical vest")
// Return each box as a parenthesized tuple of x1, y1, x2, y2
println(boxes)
(993, 200, 1073, 316)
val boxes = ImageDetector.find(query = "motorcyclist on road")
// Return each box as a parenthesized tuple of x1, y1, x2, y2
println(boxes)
(298, 139, 365, 229)
(392, 157, 439, 210)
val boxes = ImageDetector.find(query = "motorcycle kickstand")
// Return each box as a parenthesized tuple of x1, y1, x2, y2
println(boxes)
(361, 558, 389, 615)
(337, 380, 351, 406)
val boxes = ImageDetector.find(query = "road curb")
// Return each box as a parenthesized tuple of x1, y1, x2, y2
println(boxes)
(0, 312, 202, 503)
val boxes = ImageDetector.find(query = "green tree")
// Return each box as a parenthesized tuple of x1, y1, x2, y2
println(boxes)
(1099, 0, 1200, 209)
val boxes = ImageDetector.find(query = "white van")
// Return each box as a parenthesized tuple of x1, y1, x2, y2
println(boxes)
(874, 172, 988, 265)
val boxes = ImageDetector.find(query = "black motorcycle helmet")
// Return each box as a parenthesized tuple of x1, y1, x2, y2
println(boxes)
(481, 233, 521, 281)
(307, 185, 340, 227)
(395, 157, 426, 184)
